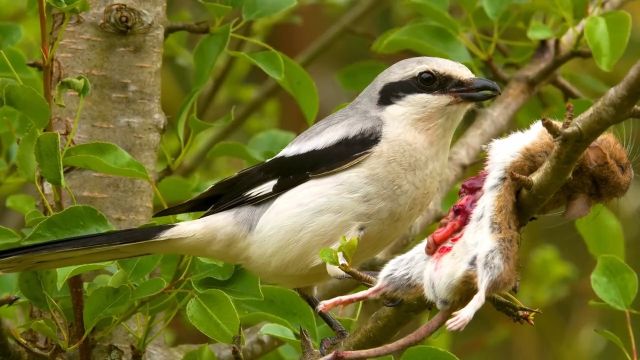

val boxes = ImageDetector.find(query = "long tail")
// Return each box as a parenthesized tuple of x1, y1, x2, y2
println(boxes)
(0, 224, 175, 272)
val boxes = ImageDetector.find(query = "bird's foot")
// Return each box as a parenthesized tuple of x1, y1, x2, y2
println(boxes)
(319, 329, 349, 355)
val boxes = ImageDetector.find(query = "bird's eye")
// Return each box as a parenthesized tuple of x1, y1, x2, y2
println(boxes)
(417, 71, 437, 87)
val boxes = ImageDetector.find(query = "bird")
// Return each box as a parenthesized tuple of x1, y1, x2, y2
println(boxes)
(0, 57, 500, 290)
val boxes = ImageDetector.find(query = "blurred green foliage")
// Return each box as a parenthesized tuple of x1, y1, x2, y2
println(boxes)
(0, 0, 638, 359)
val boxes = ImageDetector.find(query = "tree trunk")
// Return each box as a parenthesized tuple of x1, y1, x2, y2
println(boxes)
(50, 1, 166, 358)
(53, 0, 166, 228)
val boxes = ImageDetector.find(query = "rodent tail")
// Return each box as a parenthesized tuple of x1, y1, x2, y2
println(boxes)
(0, 224, 174, 272)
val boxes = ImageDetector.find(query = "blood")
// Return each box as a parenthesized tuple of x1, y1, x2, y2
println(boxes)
(426, 171, 487, 256)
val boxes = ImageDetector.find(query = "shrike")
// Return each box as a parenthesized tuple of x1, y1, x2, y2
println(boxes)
(0, 57, 500, 289)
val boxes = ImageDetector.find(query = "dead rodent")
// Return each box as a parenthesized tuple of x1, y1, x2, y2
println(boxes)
(318, 120, 633, 334)
(508, 123, 633, 220)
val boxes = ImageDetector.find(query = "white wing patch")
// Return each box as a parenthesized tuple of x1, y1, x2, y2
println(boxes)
(244, 180, 277, 198)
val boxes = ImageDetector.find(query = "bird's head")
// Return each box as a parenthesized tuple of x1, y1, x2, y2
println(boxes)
(356, 57, 500, 134)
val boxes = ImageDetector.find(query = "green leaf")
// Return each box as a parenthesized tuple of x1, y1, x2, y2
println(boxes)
(401, 345, 460, 360)
(156, 176, 199, 206)
(30, 319, 58, 343)
(25, 209, 45, 227)
(338, 236, 358, 263)
(527, 19, 554, 40)
(0, 226, 21, 250)
(239, 50, 284, 80)
(118, 255, 162, 281)
(594, 329, 632, 360)
(248, 129, 296, 160)
(373, 23, 471, 63)
(191, 257, 236, 281)
(18, 270, 57, 309)
(176, 24, 230, 143)
(6, 194, 37, 215)
(35, 132, 64, 186)
(208, 141, 261, 164)
(54, 75, 91, 106)
(188, 114, 215, 134)
(481, 0, 511, 21)
(24, 205, 114, 244)
(0, 23, 22, 49)
(259, 323, 298, 346)
(47, 0, 83, 10)
(237, 286, 317, 340)
(57, 263, 111, 290)
(182, 345, 218, 360)
(337, 60, 386, 92)
(194, 268, 263, 300)
(16, 127, 39, 180)
(319, 248, 339, 266)
(63, 142, 149, 180)
(409, 0, 459, 31)
(193, 24, 230, 89)
(0, 226, 20, 242)
(187, 289, 239, 343)
(575, 204, 625, 259)
(277, 53, 318, 125)
(84, 286, 131, 331)
(4, 84, 50, 128)
(201, 2, 233, 21)
(132, 277, 167, 300)
(242, 0, 296, 20)
(591, 255, 638, 311)
(585, 11, 632, 71)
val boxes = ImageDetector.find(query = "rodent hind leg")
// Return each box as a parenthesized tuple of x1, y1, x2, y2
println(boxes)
(317, 284, 385, 313)
(445, 287, 486, 331)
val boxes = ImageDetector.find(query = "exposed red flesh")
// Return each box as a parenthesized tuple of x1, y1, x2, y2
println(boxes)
(426, 171, 487, 256)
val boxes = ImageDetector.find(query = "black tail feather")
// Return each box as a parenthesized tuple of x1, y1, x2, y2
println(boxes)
(0, 224, 175, 272)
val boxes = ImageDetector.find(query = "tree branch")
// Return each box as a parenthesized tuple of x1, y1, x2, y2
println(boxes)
(551, 75, 584, 99)
(164, 21, 209, 38)
(517, 57, 640, 222)
(173, 0, 381, 176)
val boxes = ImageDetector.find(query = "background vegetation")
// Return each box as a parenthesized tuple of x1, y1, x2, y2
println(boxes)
(0, 0, 638, 359)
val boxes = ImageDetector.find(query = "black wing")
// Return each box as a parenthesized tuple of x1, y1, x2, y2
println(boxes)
(154, 131, 381, 217)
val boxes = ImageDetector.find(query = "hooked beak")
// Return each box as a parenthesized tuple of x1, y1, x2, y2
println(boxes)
(449, 77, 501, 102)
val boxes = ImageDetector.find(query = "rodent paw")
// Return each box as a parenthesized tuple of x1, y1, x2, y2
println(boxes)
(446, 309, 474, 331)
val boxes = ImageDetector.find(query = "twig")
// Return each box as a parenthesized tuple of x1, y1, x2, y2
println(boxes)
(518, 57, 640, 223)
(486, 57, 509, 83)
(37, 0, 52, 109)
(551, 76, 584, 99)
(625, 310, 638, 360)
(0, 295, 19, 307)
(174, 0, 381, 176)
(164, 21, 210, 38)
(68, 275, 91, 360)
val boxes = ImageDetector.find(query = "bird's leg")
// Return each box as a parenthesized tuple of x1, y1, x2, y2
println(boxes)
(488, 293, 540, 325)
(297, 289, 349, 354)
(300, 327, 322, 360)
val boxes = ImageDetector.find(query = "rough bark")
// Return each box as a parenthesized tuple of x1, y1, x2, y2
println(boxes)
(53, 0, 165, 228)
(49, 1, 166, 358)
